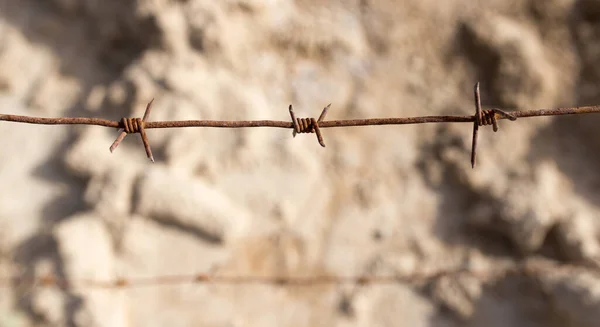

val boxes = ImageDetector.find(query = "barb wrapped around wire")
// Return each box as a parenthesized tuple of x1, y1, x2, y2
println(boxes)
(109, 99, 155, 163)
(289, 104, 331, 147)
(470, 82, 517, 168)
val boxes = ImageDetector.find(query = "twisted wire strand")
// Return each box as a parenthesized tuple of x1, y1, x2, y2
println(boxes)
(122, 117, 144, 134)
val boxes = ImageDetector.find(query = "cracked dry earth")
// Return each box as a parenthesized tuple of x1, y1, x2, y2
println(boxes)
(1, 0, 600, 326)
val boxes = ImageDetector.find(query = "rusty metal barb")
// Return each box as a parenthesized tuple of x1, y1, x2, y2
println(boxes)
(289, 103, 330, 147)
(2, 83, 600, 166)
(109, 98, 155, 162)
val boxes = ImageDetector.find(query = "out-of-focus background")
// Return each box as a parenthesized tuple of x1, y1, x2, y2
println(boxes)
(1, 0, 600, 326)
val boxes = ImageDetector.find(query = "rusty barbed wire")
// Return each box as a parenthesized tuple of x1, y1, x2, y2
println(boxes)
(0, 259, 594, 290)
(0, 261, 551, 290)
(2, 82, 600, 167)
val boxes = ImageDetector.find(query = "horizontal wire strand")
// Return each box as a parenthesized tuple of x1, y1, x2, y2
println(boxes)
(0, 265, 535, 289)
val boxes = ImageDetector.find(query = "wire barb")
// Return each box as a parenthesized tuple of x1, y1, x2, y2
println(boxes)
(288, 104, 330, 147)
(109, 99, 155, 163)
(470, 83, 517, 168)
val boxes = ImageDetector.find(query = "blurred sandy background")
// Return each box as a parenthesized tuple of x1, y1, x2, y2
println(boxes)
(1, 0, 600, 326)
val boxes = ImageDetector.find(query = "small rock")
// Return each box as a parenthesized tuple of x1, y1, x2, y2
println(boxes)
(460, 13, 559, 109)
(133, 167, 254, 244)
(536, 260, 600, 327)
(431, 274, 482, 320)
(355, 283, 435, 327)
(469, 161, 573, 254)
(554, 205, 600, 265)
(54, 213, 126, 327)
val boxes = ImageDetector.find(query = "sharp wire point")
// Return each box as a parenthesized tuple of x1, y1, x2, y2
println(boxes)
(110, 130, 128, 153)
(471, 82, 482, 169)
(318, 103, 331, 123)
(143, 98, 155, 121)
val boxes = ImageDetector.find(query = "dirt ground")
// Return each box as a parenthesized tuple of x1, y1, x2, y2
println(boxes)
(1, 0, 600, 326)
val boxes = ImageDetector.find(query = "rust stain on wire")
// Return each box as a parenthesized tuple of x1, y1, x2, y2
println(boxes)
(2, 83, 600, 167)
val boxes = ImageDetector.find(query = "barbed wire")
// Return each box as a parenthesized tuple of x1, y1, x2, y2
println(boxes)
(0, 260, 594, 290)
(2, 82, 600, 167)
(0, 262, 549, 290)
